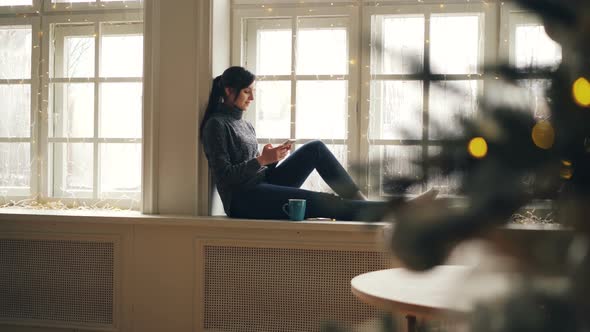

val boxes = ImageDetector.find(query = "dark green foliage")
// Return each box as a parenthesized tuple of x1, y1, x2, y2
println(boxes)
(384, 0, 590, 331)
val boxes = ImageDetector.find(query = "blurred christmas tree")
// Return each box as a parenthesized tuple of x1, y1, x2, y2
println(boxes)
(381, 0, 590, 331)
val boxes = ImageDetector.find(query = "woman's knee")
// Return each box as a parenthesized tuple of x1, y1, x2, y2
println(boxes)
(302, 140, 328, 155)
(307, 140, 326, 148)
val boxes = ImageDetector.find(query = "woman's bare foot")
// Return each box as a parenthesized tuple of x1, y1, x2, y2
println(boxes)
(351, 190, 369, 201)
(408, 188, 439, 204)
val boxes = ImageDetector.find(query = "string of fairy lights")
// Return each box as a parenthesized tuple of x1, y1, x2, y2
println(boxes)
(469, 76, 590, 180)
(0, 0, 141, 210)
(2, 0, 586, 212)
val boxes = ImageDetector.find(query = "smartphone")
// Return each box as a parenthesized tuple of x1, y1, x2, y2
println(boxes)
(306, 217, 335, 221)
(282, 139, 296, 146)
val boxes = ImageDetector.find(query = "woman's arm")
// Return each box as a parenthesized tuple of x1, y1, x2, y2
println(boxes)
(203, 119, 262, 186)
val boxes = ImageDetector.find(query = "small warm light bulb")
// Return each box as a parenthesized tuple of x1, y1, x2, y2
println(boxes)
(468, 137, 487, 159)
(572, 77, 590, 107)
(560, 167, 573, 180)
(531, 121, 555, 150)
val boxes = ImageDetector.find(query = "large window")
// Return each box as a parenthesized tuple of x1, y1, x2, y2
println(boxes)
(233, 1, 562, 201)
(0, 20, 36, 198)
(237, 7, 357, 193)
(365, 5, 489, 197)
(0, 0, 143, 208)
(501, 5, 562, 121)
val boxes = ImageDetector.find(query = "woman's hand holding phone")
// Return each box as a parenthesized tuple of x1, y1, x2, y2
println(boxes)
(257, 143, 291, 166)
(282, 139, 296, 147)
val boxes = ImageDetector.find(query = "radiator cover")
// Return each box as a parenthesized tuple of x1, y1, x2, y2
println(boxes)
(0, 238, 115, 327)
(204, 245, 387, 332)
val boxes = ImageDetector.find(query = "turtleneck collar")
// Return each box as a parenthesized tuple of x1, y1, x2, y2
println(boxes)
(218, 103, 244, 120)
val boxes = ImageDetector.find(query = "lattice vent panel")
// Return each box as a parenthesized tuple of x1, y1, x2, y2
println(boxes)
(204, 246, 388, 332)
(0, 239, 114, 326)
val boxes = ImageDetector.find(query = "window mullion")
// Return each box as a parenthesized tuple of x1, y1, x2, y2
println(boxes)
(290, 15, 297, 140)
(40, 16, 51, 199)
(93, 20, 100, 200)
(31, 17, 41, 200)
(360, 10, 380, 197)
(422, 12, 431, 191)
(346, 5, 360, 188)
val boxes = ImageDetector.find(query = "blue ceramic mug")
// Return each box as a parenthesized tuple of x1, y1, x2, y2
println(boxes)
(282, 199, 306, 221)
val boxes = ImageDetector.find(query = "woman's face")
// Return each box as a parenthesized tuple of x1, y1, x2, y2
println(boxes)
(227, 82, 255, 111)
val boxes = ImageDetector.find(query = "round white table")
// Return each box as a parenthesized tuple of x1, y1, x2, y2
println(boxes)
(351, 265, 474, 332)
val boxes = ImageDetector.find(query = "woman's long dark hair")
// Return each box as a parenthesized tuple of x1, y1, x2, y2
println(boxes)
(200, 66, 255, 140)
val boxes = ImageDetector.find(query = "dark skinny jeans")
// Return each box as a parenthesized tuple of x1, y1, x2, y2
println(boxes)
(229, 140, 389, 221)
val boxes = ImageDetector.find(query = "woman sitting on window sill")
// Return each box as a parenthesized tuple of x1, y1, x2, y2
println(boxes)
(200, 66, 436, 221)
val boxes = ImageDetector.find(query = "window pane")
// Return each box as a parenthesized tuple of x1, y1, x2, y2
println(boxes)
(52, 143, 93, 196)
(0, 143, 30, 190)
(0, 25, 31, 79)
(368, 145, 422, 197)
(100, 143, 141, 197)
(518, 79, 551, 120)
(373, 15, 424, 74)
(53, 0, 94, 3)
(0, 84, 30, 137)
(299, 143, 347, 193)
(100, 23, 143, 77)
(257, 28, 291, 75)
(49, 83, 94, 138)
(0, 0, 32, 5)
(296, 23, 347, 75)
(427, 146, 460, 195)
(430, 14, 481, 74)
(51, 23, 95, 78)
(369, 80, 422, 140)
(254, 80, 290, 139)
(100, 82, 142, 138)
(296, 80, 347, 139)
(64, 36, 95, 77)
(429, 80, 479, 139)
(515, 24, 561, 69)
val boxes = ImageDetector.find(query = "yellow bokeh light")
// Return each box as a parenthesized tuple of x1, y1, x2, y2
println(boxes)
(560, 168, 573, 180)
(573, 77, 590, 107)
(531, 121, 555, 149)
(560, 160, 573, 180)
(468, 137, 488, 159)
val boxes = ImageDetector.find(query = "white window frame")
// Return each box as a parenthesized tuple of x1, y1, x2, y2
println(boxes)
(499, 2, 562, 68)
(0, 2, 144, 209)
(233, 5, 360, 181)
(41, 12, 143, 206)
(0, 0, 41, 14)
(500, 2, 538, 65)
(232, 2, 498, 199)
(0, 17, 41, 198)
(497, 2, 561, 124)
(360, 2, 498, 197)
(43, 0, 143, 12)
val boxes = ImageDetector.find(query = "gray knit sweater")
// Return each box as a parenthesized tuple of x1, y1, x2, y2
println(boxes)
(202, 105, 269, 216)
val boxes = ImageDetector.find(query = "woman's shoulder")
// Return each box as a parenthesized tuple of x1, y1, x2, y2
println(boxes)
(203, 115, 228, 130)
(202, 116, 230, 141)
